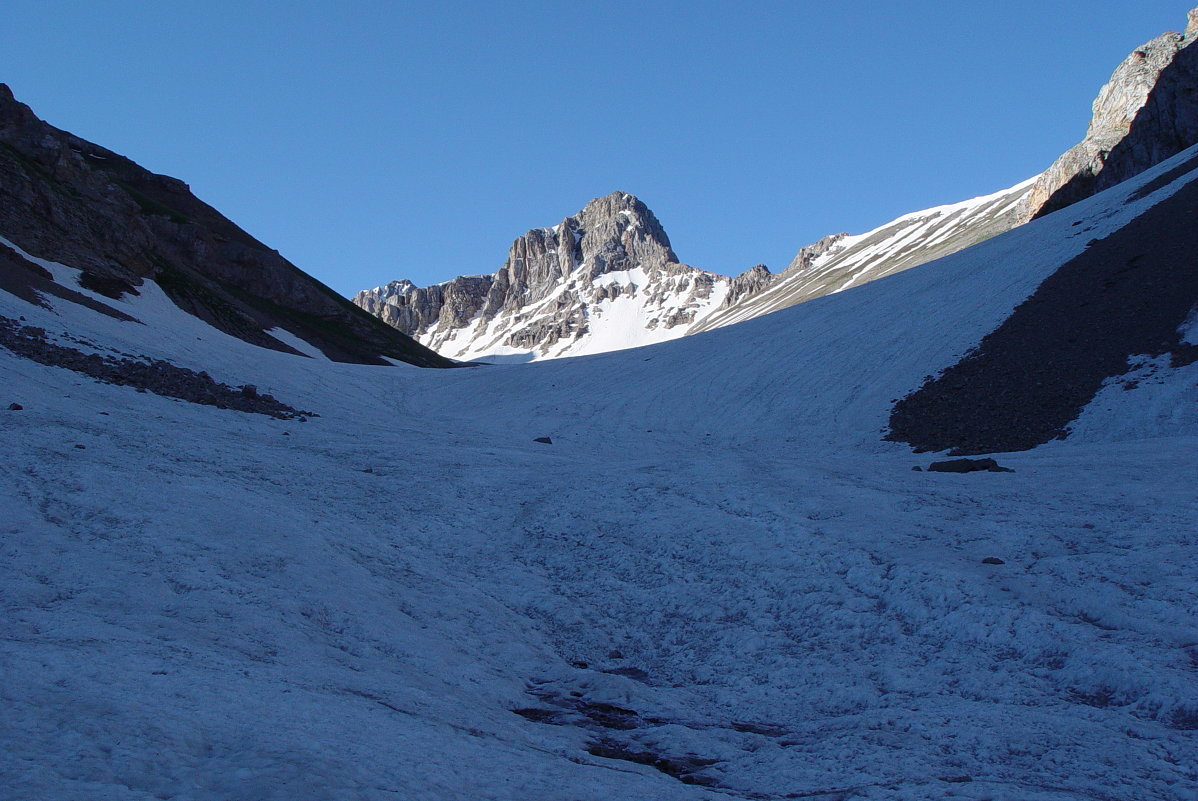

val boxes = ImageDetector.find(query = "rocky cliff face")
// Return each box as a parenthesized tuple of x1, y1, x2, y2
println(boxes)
(1024, 8, 1198, 219)
(0, 85, 452, 367)
(354, 192, 762, 362)
(356, 276, 495, 339)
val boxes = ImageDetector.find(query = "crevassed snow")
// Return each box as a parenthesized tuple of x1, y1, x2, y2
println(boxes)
(2, 150, 1197, 800)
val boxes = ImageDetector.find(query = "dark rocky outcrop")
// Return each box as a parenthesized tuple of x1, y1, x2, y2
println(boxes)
(1027, 8, 1198, 219)
(0, 240, 138, 322)
(0, 315, 314, 418)
(888, 161, 1198, 455)
(586, 740, 719, 786)
(926, 458, 1012, 473)
(0, 84, 452, 367)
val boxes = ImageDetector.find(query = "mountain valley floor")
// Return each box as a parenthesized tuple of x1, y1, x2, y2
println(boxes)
(2, 151, 1198, 800)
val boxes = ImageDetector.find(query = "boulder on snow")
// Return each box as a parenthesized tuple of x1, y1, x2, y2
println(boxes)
(927, 458, 1013, 473)
(982, 556, 1006, 565)
(7, 402, 22, 410)
(534, 436, 553, 445)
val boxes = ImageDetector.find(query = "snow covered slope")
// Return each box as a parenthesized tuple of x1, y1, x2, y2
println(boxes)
(355, 181, 1034, 363)
(692, 177, 1033, 333)
(3, 143, 1197, 800)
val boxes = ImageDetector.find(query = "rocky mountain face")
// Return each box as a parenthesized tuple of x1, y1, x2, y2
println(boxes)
(359, 180, 1035, 362)
(357, 6, 1198, 363)
(355, 192, 762, 362)
(0, 85, 452, 367)
(1024, 8, 1198, 219)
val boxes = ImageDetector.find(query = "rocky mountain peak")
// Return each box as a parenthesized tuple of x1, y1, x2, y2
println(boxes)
(480, 190, 679, 315)
(1023, 6, 1198, 219)
(722, 264, 774, 308)
(356, 191, 703, 361)
(569, 191, 677, 277)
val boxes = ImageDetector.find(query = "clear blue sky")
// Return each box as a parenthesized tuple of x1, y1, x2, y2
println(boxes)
(2, 1, 1192, 295)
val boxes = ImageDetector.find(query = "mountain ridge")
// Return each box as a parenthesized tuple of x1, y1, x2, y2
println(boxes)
(356, 5, 1198, 363)
(0, 84, 452, 368)
(1024, 8, 1198, 219)
(354, 191, 757, 362)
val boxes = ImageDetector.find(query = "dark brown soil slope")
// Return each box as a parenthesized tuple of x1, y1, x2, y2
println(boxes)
(889, 168, 1198, 455)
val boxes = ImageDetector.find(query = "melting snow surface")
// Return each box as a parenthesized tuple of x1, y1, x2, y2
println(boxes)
(2, 152, 1198, 800)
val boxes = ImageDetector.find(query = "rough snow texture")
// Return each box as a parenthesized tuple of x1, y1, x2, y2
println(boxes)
(3, 146, 1198, 801)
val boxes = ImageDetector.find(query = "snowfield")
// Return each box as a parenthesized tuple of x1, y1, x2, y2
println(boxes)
(2, 151, 1198, 800)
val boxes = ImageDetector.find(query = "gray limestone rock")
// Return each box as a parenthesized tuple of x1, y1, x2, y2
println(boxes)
(354, 192, 717, 360)
(721, 264, 774, 309)
(1024, 7, 1198, 219)
(786, 233, 849, 273)
(354, 276, 493, 337)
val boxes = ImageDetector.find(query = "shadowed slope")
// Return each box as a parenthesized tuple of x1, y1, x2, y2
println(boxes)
(0, 84, 453, 367)
(889, 166, 1198, 455)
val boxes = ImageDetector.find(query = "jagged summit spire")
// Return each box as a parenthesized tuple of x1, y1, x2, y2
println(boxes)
(353, 191, 724, 360)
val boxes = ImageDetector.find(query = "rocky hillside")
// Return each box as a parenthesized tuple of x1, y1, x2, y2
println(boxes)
(357, 6, 1198, 364)
(0, 85, 452, 368)
(1022, 8, 1198, 219)
(691, 178, 1033, 335)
